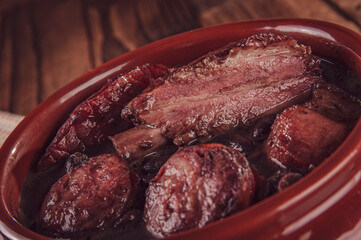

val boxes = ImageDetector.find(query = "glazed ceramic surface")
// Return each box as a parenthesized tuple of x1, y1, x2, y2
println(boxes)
(1, 19, 361, 240)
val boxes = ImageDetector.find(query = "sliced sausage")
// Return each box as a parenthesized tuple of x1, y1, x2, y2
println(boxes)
(39, 154, 139, 238)
(144, 143, 255, 237)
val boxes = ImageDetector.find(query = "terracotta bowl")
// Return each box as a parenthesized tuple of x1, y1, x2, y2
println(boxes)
(1, 19, 361, 240)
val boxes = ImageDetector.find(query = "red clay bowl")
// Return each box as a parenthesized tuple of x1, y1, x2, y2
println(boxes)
(1, 19, 361, 240)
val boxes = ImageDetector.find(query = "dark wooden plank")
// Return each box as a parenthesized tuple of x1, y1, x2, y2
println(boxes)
(31, 0, 92, 100)
(237, 0, 288, 19)
(133, 0, 200, 42)
(11, 7, 38, 115)
(109, 0, 149, 51)
(193, 0, 251, 26)
(86, 5, 104, 67)
(192, 0, 361, 33)
(1, 0, 360, 115)
(189, 0, 223, 11)
(239, 0, 361, 33)
(0, 12, 12, 112)
(0, 0, 33, 12)
(328, 0, 361, 27)
(88, 0, 128, 63)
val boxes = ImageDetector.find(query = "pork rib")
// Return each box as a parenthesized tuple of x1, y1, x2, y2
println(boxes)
(109, 125, 168, 162)
(122, 33, 322, 146)
(37, 64, 170, 171)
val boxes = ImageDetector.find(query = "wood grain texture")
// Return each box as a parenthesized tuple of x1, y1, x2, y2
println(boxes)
(0, 13, 12, 112)
(87, 5, 104, 67)
(329, 0, 361, 26)
(195, 0, 361, 33)
(0, 0, 34, 12)
(239, 0, 361, 33)
(133, 0, 200, 42)
(194, 0, 250, 26)
(1, 0, 361, 114)
(31, 0, 92, 100)
(11, 7, 38, 114)
(89, 0, 128, 63)
(110, 0, 149, 51)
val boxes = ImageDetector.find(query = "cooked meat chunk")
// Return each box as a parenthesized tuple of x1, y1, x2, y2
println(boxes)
(305, 82, 361, 123)
(266, 106, 349, 171)
(64, 152, 88, 172)
(39, 154, 139, 238)
(277, 172, 302, 192)
(252, 116, 275, 142)
(144, 143, 255, 237)
(37, 64, 170, 171)
(123, 33, 322, 147)
(110, 125, 168, 164)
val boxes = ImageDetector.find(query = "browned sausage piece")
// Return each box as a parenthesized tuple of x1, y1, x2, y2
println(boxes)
(144, 143, 255, 237)
(266, 106, 349, 172)
(37, 64, 170, 171)
(39, 154, 139, 238)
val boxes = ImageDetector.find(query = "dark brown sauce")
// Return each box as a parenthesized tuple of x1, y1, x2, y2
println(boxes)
(18, 58, 361, 239)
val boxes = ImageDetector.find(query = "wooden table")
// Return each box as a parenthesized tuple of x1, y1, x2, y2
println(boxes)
(1, 0, 361, 115)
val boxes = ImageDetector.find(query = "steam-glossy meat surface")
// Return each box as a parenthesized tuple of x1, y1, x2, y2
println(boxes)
(144, 144, 255, 237)
(37, 64, 170, 171)
(39, 154, 139, 238)
(305, 82, 361, 122)
(123, 33, 322, 146)
(110, 125, 168, 163)
(266, 106, 349, 171)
